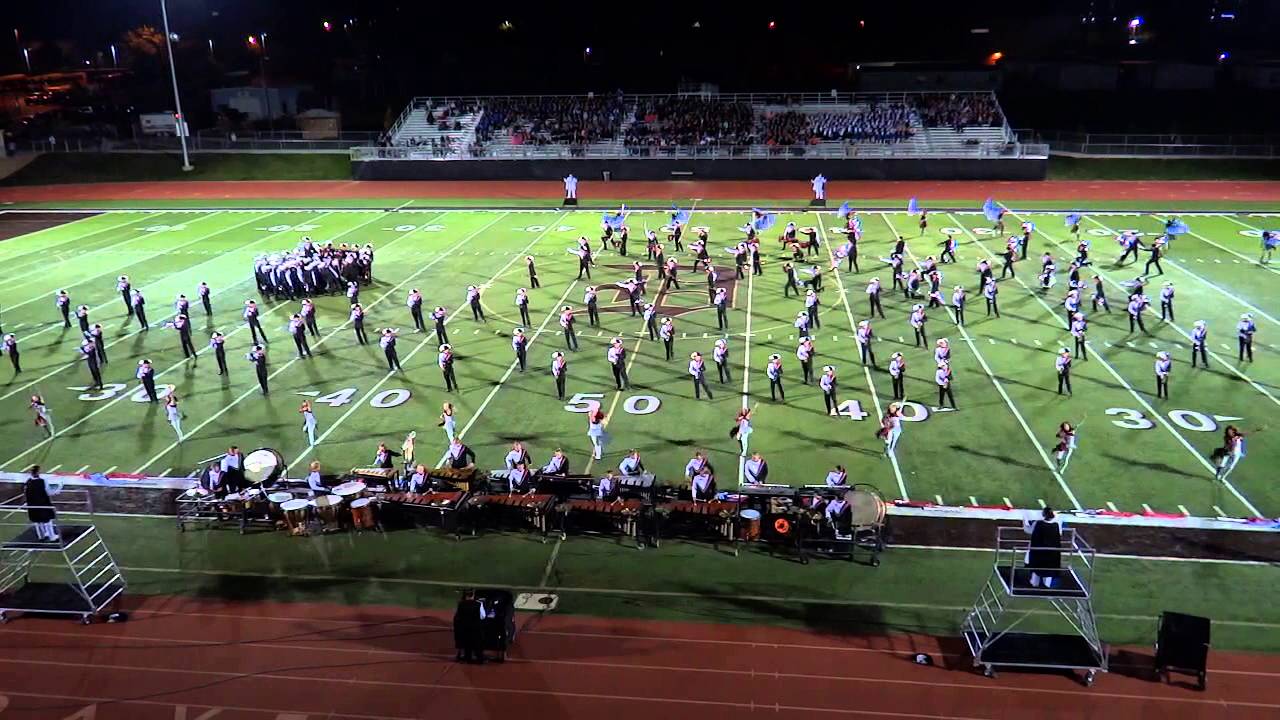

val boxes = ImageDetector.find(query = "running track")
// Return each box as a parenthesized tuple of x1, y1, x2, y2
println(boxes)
(0, 595, 1276, 719)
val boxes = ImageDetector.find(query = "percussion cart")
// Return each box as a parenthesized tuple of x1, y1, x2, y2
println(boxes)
(795, 484, 886, 567)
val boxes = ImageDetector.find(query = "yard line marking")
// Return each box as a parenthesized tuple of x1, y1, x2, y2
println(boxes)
(1002, 497, 1013, 507)
(442, 278, 582, 464)
(0, 211, 158, 265)
(1106, 502, 1118, 512)
(1009, 338, 1017, 344)
(23, 212, 456, 475)
(1148, 342, 1159, 349)
(1033, 339, 1041, 346)
(1037, 498, 1046, 508)
(1142, 503, 1153, 514)
(1002, 211, 1267, 516)
(1213, 505, 1226, 517)
(1190, 214, 1280, 275)
(1177, 504, 1190, 516)
(987, 337, 995, 344)
(935, 494, 944, 505)
(296, 213, 560, 474)
(736, 250, 755, 486)
(1220, 343, 1232, 351)
(159, 467, 172, 477)
(74, 465, 89, 474)
(818, 212, 904, 499)
(968, 495, 977, 506)
(539, 537, 563, 589)
(102, 466, 117, 474)
(46, 464, 61, 473)
(896, 213, 1080, 509)
(0, 211, 365, 405)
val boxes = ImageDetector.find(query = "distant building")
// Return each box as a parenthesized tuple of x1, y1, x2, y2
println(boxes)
(296, 109, 341, 139)
(210, 86, 305, 121)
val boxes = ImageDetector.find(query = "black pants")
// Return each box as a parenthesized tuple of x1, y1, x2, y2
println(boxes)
(587, 304, 599, 326)
(954, 305, 965, 325)
(142, 377, 158, 402)
(1239, 338, 1253, 362)
(256, 367, 269, 394)
(135, 307, 148, 331)
(8, 350, 20, 373)
(1160, 301, 1174, 321)
(293, 332, 312, 358)
(354, 321, 368, 345)
(515, 347, 526, 371)
(88, 363, 103, 389)
(519, 305, 531, 327)
(96, 345, 107, 365)
(612, 363, 629, 390)
(859, 343, 876, 367)
(940, 249, 955, 264)
(554, 373, 566, 400)
(770, 377, 785, 401)
(249, 318, 265, 344)
(59, 305, 70, 328)
(716, 360, 730, 383)
(1192, 344, 1207, 367)
(707, 285, 717, 303)
(785, 279, 799, 297)
(801, 360, 813, 384)
(753, 258, 763, 275)
(808, 306, 820, 329)
(693, 375, 713, 399)
(1144, 257, 1163, 276)
(717, 307, 728, 329)
(442, 365, 457, 391)
(436, 323, 449, 345)
(411, 307, 426, 331)
(1156, 376, 1168, 399)
(869, 295, 885, 318)
(122, 291, 133, 316)
(646, 319, 657, 341)
(578, 261, 591, 279)
(891, 376, 904, 399)
(986, 298, 999, 317)
(823, 390, 837, 414)
(913, 326, 927, 347)
(735, 264, 745, 279)
(305, 315, 319, 337)
(663, 276, 679, 292)
(1058, 372, 1072, 395)
(1001, 261, 1015, 278)
(1092, 296, 1110, 313)
(1075, 337, 1088, 360)
(471, 301, 485, 322)
(565, 328, 579, 351)
(1118, 246, 1139, 265)
(663, 337, 673, 361)
(1129, 313, 1147, 333)
(180, 333, 197, 358)
(202, 295, 212, 316)
(937, 384, 956, 408)
(77, 317, 89, 334)
(529, 270, 540, 289)
(1021, 239, 1030, 261)
(215, 347, 228, 375)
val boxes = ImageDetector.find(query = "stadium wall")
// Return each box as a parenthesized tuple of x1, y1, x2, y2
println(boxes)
(350, 158, 1047, 182)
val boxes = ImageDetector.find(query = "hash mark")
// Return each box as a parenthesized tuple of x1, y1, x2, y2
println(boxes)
(934, 494, 944, 505)
(968, 496, 978, 506)
(75, 465, 90, 474)
(1037, 498, 1047, 508)
(1141, 503, 1153, 514)
(1213, 505, 1226, 517)
(1002, 497, 1013, 507)
(1177, 505, 1190, 516)
(1106, 501, 1118, 512)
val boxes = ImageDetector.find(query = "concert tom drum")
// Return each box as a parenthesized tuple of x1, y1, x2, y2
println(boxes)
(267, 491, 293, 521)
(281, 499, 310, 536)
(333, 481, 367, 499)
(739, 509, 762, 541)
(350, 497, 377, 531)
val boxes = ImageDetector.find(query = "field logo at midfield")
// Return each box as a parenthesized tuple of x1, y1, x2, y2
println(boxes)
(596, 262, 739, 318)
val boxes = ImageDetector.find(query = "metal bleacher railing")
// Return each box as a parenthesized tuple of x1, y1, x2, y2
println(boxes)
(1015, 129, 1280, 158)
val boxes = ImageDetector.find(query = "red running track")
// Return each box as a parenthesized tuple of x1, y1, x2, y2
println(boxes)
(0, 595, 1276, 720)
(2, 179, 1280, 204)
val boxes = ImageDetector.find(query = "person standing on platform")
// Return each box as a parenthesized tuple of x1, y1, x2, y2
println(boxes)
(131, 289, 149, 331)
(1022, 507, 1062, 589)
(300, 400, 318, 446)
(689, 352, 713, 400)
(118, 275, 133, 316)
(713, 338, 731, 383)
(247, 345, 269, 395)
(811, 173, 826, 202)
(137, 359, 159, 402)
(25, 466, 58, 541)
(439, 343, 458, 391)
(515, 288, 531, 327)
(551, 351, 568, 400)
(563, 174, 578, 200)
(512, 328, 528, 371)
(55, 290, 71, 328)
(30, 395, 53, 438)
(3, 333, 20, 374)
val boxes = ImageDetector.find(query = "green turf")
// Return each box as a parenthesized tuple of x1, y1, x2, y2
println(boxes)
(1047, 157, 1280, 181)
(33, 514, 1279, 653)
(0, 153, 351, 185)
(2, 208, 1278, 520)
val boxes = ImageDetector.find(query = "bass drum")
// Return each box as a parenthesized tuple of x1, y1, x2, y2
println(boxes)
(243, 448, 285, 487)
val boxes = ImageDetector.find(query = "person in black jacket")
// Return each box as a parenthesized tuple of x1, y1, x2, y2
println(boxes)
(453, 589, 485, 663)
(25, 466, 58, 541)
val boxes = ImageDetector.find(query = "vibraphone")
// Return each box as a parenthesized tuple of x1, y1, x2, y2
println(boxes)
(468, 493, 556, 539)
(557, 498, 645, 547)
(348, 467, 397, 492)
(429, 465, 479, 492)
(378, 490, 468, 536)
(653, 499, 740, 550)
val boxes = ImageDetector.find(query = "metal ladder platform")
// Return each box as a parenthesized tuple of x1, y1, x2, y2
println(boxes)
(962, 526, 1106, 685)
(0, 525, 126, 624)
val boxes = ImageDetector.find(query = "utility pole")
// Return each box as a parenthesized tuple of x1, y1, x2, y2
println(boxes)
(159, 0, 194, 171)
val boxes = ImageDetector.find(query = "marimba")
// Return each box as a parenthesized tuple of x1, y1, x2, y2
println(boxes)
(378, 490, 467, 536)
(469, 493, 556, 537)
(654, 500, 740, 549)
(557, 497, 644, 546)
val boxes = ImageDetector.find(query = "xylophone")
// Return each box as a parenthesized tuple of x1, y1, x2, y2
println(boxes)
(430, 465, 478, 491)
(349, 467, 397, 491)
(662, 500, 739, 517)
(470, 493, 556, 535)
(655, 500, 740, 547)
(377, 490, 467, 535)
(558, 498, 644, 542)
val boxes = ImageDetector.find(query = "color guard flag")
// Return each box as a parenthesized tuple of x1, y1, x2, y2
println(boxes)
(751, 210, 777, 231)
(602, 205, 627, 229)
(1065, 212, 1082, 227)
(851, 215, 863, 233)
(907, 197, 920, 214)
(670, 205, 691, 225)
(835, 201, 852, 218)
(1165, 218, 1190, 235)
(982, 197, 1001, 222)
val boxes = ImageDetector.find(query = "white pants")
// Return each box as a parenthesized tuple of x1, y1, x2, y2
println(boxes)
(589, 433, 605, 460)
(304, 421, 317, 446)
(169, 417, 183, 440)
(33, 520, 58, 541)
(886, 427, 902, 453)
(738, 428, 751, 456)
(1218, 451, 1243, 480)
(814, 189, 825, 200)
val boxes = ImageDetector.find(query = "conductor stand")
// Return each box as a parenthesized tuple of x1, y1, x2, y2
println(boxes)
(562, 196, 578, 207)
(962, 526, 1106, 685)
(0, 518, 126, 625)
(808, 198, 826, 208)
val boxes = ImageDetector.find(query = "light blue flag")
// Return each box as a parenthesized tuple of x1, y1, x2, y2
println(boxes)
(670, 204, 691, 225)
(835, 201, 852, 218)
(852, 215, 863, 233)
(1065, 212, 1082, 227)
(752, 211, 777, 232)
(907, 197, 920, 214)
(1166, 218, 1190, 235)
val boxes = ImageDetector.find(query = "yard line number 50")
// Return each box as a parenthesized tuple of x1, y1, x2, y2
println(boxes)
(564, 393, 661, 416)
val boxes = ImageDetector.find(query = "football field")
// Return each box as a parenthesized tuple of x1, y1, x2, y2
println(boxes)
(0, 205, 1276, 519)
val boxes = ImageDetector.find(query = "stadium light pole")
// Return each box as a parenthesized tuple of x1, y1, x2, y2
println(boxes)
(159, 0, 194, 171)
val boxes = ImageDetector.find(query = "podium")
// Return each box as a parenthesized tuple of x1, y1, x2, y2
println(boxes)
(808, 198, 827, 207)
(562, 197, 578, 206)
(962, 526, 1106, 685)
(0, 524, 126, 624)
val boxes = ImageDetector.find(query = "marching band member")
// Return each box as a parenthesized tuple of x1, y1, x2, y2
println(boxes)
(689, 352, 713, 400)
(856, 320, 877, 367)
(527, 255, 541, 288)
(587, 410, 608, 460)
(512, 328, 528, 371)
(406, 289, 426, 331)
(824, 465, 848, 488)
(1238, 313, 1256, 362)
(560, 306, 579, 351)
(659, 317, 675, 361)
(508, 461, 533, 493)
(713, 338, 731, 383)
(794, 310, 811, 337)
(118, 275, 133, 316)
(1127, 294, 1149, 334)
(596, 470, 619, 500)
(289, 314, 313, 359)
(1154, 351, 1172, 399)
(783, 262, 801, 297)
(432, 306, 450, 344)
(137, 358, 159, 402)
(467, 285, 485, 322)
(243, 300, 265, 344)
(619, 449, 645, 476)
(744, 452, 769, 485)
(402, 431, 416, 476)
(804, 289, 821, 329)
(608, 338, 629, 390)
(1020, 221, 1033, 260)
(80, 339, 104, 390)
(1054, 422, 1077, 472)
(305, 459, 327, 493)
(374, 442, 401, 469)
(705, 265, 719, 303)
(75, 304, 90, 334)
(887, 254, 905, 293)
(55, 290, 71, 328)
(714, 287, 729, 329)
(247, 346, 269, 394)
(888, 352, 906, 400)
(300, 298, 319, 337)
(951, 285, 967, 326)
(1216, 426, 1248, 481)
(918, 209, 928, 236)
(766, 354, 785, 402)
(983, 278, 1000, 317)
(541, 448, 569, 476)
(824, 494, 850, 529)
(934, 338, 951, 366)
(1191, 320, 1208, 368)
(733, 408, 753, 456)
(1143, 237, 1165, 276)
(300, 400, 318, 446)
(198, 281, 212, 316)
(1071, 313, 1088, 360)
(880, 403, 904, 455)
(1063, 289, 1081, 329)
(3, 333, 20, 374)
(504, 441, 530, 470)
(165, 394, 183, 441)
(89, 324, 107, 365)
(1038, 253, 1056, 290)
(643, 303, 659, 341)
(664, 258, 681, 291)
(30, 394, 53, 437)
(935, 361, 956, 409)
(976, 258, 993, 288)
(347, 280, 360, 306)
(1159, 282, 1175, 322)
(910, 304, 928, 347)
(691, 466, 715, 501)
(439, 402, 457, 443)
(171, 313, 197, 361)
(866, 277, 885, 318)
(381, 328, 402, 371)
(819, 365, 838, 416)
(1056, 349, 1073, 396)
(999, 243, 1017, 279)
(939, 233, 957, 264)
(1091, 275, 1110, 313)
(551, 351, 568, 400)
(584, 286, 600, 326)
(408, 464, 429, 494)
(438, 343, 457, 391)
(221, 446, 245, 492)
(684, 451, 710, 480)
(797, 337, 815, 384)
(445, 437, 476, 469)
(351, 303, 368, 345)
(515, 288, 531, 327)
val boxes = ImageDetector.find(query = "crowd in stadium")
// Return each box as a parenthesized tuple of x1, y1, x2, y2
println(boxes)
(473, 95, 626, 146)
(623, 98, 757, 147)
(917, 92, 1002, 131)
(761, 103, 920, 145)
